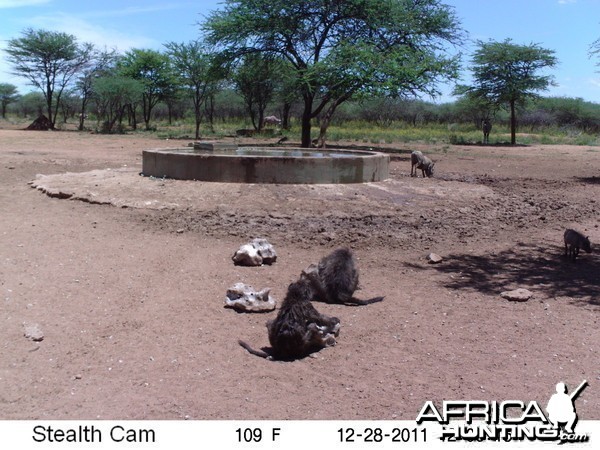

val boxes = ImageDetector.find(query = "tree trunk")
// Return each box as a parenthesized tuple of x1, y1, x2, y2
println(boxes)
(300, 95, 313, 148)
(195, 116, 201, 140)
(316, 103, 338, 148)
(301, 112, 312, 148)
(510, 100, 517, 145)
(143, 95, 152, 130)
(167, 102, 173, 125)
(78, 104, 86, 131)
(315, 94, 351, 148)
(316, 122, 328, 148)
(128, 104, 138, 130)
(205, 94, 215, 132)
(281, 102, 291, 130)
(77, 95, 88, 131)
(193, 86, 204, 140)
(46, 81, 54, 129)
(249, 109, 257, 130)
(258, 110, 265, 133)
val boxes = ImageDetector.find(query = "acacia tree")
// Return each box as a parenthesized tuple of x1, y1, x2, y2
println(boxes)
(164, 41, 220, 139)
(5, 28, 94, 128)
(75, 48, 119, 130)
(589, 36, 600, 66)
(93, 76, 144, 133)
(203, 0, 463, 148)
(455, 39, 557, 145)
(118, 49, 176, 130)
(274, 61, 298, 130)
(233, 54, 283, 131)
(57, 90, 78, 123)
(17, 92, 45, 117)
(0, 83, 20, 118)
(453, 93, 495, 129)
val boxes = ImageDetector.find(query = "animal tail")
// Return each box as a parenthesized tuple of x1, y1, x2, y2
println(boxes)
(348, 296, 385, 306)
(238, 339, 270, 359)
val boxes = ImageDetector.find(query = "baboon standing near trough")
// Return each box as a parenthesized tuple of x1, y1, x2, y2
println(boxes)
(239, 278, 341, 360)
(302, 248, 384, 306)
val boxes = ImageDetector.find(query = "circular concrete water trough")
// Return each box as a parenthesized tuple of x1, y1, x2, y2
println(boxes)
(142, 144, 389, 184)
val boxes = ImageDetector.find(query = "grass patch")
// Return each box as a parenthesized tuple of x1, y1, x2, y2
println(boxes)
(320, 121, 600, 146)
(5, 115, 599, 147)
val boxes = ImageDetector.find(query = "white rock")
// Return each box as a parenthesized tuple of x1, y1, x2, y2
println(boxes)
(232, 238, 277, 266)
(23, 323, 44, 341)
(224, 283, 277, 312)
(427, 253, 443, 264)
(500, 288, 533, 302)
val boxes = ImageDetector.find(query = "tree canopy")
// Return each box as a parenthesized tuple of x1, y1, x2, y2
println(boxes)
(0, 83, 20, 118)
(75, 48, 119, 130)
(5, 28, 93, 128)
(118, 49, 176, 130)
(203, 0, 463, 147)
(455, 39, 557, 145)
(233, 54, 285, 131)
(165, 41, 220, 139)
(93, 76, 144, 133)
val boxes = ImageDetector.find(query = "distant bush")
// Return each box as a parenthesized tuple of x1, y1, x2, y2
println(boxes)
(5, 85, 600, 146)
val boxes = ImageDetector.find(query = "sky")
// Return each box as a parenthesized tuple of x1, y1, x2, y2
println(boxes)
(1, 0, 600, 103)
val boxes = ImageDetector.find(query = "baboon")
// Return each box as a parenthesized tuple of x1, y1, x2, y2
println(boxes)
(410, 151, 435, 178)
(302, 248, 384, 306)
(564, 229, 592, 261)
(482, 119, 492, 144)
(239, 278, 340, 360)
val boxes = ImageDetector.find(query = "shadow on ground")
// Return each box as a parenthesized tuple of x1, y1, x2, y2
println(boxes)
(574, 176, 600, 185)
(405, 242, 599, 307)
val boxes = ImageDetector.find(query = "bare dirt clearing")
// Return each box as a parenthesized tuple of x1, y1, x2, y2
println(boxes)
(1, 127, 599, 420)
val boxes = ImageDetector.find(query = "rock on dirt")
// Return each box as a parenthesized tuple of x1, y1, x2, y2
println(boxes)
(232, 238, 277, 266)
(500, 288, 533, 302)
(427, 253, 443, 264)
(224, 282, 277, 312)
(23, 323, 44, 341)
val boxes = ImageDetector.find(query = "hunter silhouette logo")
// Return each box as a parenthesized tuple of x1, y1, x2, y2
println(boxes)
(546, 380, 587, 435)
(416, 380, 590, 443)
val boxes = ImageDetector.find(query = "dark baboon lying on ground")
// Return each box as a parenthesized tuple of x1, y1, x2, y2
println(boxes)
(302, 248, 384, 306)
(239, 278, 340, 361)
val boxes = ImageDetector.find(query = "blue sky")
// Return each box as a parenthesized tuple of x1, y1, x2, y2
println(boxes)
(1, 0, 600, 103)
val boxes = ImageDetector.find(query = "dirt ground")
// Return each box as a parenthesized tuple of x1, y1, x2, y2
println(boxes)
(0, 125, 598, 421)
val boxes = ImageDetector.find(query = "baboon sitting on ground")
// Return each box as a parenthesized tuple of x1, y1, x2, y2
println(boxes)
(302, 248, 384, 306)
(239, 278, 340, 361)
